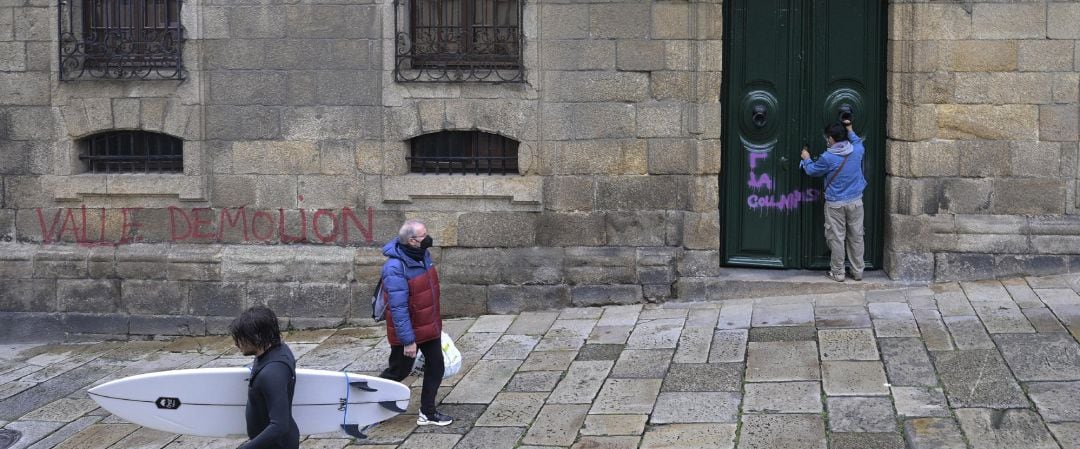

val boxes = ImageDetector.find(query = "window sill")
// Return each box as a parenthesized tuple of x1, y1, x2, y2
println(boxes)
(49, 174, 206, 201)
(382, 174, 541, 209)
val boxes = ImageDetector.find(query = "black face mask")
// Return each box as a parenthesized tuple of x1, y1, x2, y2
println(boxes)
(420, 235, 433, 249)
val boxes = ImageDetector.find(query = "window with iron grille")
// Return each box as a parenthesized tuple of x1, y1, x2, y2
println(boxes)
(58, 0, 185, 80)
(409, 131, 519, 175)
(394, 0, 524, 83)
(79, 131, 184, 174)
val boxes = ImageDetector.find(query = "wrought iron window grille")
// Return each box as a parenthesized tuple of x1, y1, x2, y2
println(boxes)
(394, 0, 524, 83)
(408, 131, 519, 175)
(58, 0, 185, 80)
(79, 131, 184, 174)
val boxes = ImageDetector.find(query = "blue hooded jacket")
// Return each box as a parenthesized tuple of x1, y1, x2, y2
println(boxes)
(799, 130, 867, 203)
(381, 239, 437, 346)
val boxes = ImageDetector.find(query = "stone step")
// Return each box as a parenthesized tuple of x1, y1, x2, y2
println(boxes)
(676, 268, 925, 301)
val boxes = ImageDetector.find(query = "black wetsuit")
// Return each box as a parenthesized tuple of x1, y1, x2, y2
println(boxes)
(238, 343, 300, 449)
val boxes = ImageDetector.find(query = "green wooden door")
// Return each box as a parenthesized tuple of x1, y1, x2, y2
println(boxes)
(721, 0, 885, 270)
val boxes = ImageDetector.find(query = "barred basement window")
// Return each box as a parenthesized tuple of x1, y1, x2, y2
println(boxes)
(59, 0, 185, 80)
(394, 0, 523, 83)
(409, 131, 518, 175)
(79, 131, 183, 173)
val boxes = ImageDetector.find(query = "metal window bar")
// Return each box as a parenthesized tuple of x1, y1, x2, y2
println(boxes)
(59, 0, 184, 79)
(79, 131, 183, 174)
(395, 0, 523, 82)
(408, 131, 518, 175)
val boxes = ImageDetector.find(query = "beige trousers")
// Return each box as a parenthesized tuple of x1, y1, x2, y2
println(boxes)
(824, 199, 865, 276)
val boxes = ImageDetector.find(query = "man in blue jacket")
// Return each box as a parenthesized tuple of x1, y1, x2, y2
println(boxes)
(378, 219, 453, 427)
(800, 119, 867, 282)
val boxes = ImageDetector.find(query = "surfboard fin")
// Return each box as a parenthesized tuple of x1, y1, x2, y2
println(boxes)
(349, 381, 378, 392)
(378, 400, 407, 413)
(341, 424, 367, 439)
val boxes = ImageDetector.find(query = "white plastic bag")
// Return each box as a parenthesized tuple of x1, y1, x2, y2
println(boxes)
(411, 332, 462, 379)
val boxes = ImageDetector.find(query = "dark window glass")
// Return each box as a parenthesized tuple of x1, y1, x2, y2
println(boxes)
(59, 0, 185, 80)
(409, 131, 518, 175)
(79, 131, 184, 174)
(394, 0, 523, 82)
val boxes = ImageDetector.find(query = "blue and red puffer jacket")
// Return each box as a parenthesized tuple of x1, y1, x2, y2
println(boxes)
(381, 239, 442, 346)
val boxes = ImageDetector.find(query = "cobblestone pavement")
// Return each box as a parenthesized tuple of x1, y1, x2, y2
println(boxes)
(3, 275, 1080, 449)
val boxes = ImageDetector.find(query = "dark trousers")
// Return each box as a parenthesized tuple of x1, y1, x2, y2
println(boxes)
(379, 338, 444, 416)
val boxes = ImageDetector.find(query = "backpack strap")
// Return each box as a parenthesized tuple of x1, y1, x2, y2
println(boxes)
(825, 154, 850, 191)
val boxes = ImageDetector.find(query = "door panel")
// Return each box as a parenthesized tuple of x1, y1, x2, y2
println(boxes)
(721, 0, 800, 267)
(722, 0, 885, 270)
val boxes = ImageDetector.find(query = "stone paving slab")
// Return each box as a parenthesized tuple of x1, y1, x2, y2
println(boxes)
(587, 326, 633, 345)
(826, 396, 897, 432)
(933, 350, 1029, 408)
(911, 309, 955, 351)
(580, 414, 647, 436)
(1026, 381, 1080, 422)
(955, 408, 1060, 449)
(748, 326, 817, 342)
(672, 326, 712, 364)
(745, 341, 819, 382)
(879, 338, 937, 387)
(650, 391, 741, 424)
(1022, 307, 1068, 333)
(625, 318, 682, 349)
(822, 361, 889, 396)
(474, 392, 547, 427)
(506, 312, 559, 335)
(993, 332, 1080, 381)
(660, 363, 742, 392)
(829, 432, 905, 449)
(571, 435, 640, 449)
(818, 329, 879, 360)
(973, 304, 1036, 334)
(590, 378, 662, 415)
(814, 306, 872, 329)
(576, 344, 624, 361)
(610, 349, 673, 379)
(903, 418, 967, 449)
(548, 360, 613, 404)
(708, 329, 748, 363)
(1048, 422, 1080, 449)
(751, 303, 814, 327)
(737, 414, 827, 449)
(640, 423, 736, 449)
(522, 404, 589, 446)
(716, 303, 752, 330)
(742, 382, 822, 414)
(943, 315, 996, 350)
(891, 386, 949, 418)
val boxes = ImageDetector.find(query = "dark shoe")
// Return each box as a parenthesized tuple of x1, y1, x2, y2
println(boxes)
(417, 410, 453, 426)
(825, 271, 845, 282)
(846, 270, 863, 281)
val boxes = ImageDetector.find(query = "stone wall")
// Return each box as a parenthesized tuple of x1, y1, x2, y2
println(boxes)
(885, 1, 1080, 281)
(2, 0, 1080, 341)
(0, 0, 724, 341)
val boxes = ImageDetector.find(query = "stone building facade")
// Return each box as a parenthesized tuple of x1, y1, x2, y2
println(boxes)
(0, 0, 1078, 340)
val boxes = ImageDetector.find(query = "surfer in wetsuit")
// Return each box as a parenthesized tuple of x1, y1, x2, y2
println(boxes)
(230, 306, 301, 449)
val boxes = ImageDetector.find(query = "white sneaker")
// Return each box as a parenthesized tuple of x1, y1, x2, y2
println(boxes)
(417, 410, 453, 426)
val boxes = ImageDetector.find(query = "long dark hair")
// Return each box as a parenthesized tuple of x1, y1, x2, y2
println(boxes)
(229, 306, 282, 350)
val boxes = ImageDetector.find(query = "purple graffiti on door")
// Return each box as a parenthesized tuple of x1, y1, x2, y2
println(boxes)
(745, 150, 820, 211)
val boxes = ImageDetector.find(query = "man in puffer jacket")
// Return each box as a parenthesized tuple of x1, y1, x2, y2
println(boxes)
(378, 219, 453, 426)
(799, 118, 867, 282)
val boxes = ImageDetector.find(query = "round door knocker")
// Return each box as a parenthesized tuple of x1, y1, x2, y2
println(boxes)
(752, 105, 768, 128)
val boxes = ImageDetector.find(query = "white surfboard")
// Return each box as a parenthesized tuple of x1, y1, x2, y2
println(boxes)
(88, 368, 410, 438)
